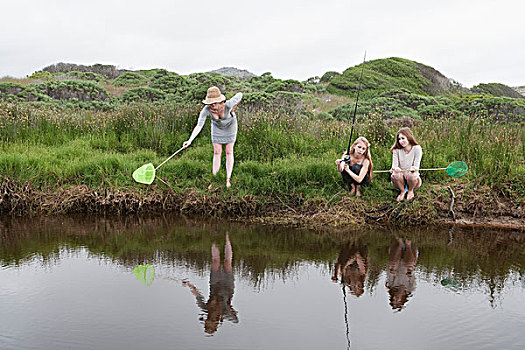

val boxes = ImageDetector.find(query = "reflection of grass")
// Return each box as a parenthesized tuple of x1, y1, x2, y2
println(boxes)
(1, 216, 523, 296)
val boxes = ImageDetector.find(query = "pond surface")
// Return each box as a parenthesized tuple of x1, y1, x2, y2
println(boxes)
(1, 215, 524, 350)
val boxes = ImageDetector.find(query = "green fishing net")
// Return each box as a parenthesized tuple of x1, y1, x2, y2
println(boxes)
(133, 264, 155, 286)
(132, 163, 155, 184)
(446, 161, 468, 178)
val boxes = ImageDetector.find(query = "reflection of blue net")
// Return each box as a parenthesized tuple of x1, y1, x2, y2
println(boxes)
(133, 264, 155, 286)
(446, 161, 468, 178)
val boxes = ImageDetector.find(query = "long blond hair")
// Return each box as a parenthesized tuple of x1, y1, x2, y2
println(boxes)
(390, 127, 420, 152)
(350, 136, 373, 182)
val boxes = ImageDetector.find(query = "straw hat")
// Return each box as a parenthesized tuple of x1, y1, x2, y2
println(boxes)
(202, 86, 226, 104)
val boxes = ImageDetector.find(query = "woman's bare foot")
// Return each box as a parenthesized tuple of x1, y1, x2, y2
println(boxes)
(356, 186, 361, 197)
(396, 191, 405, 202)
(406, 190, 415, 200)
(349, 184, 356, 195)
(226, 178, 231, 188)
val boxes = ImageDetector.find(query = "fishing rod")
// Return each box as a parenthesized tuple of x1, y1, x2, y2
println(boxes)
(342, 284, 351, 349)
(344, 51, 367, 161)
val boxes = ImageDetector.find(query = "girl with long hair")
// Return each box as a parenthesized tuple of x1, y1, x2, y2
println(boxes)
(390, 127, 423, 201)
(335, 136, 373, 196)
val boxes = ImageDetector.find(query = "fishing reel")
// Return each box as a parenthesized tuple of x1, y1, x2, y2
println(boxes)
(342, 154, 351, 164)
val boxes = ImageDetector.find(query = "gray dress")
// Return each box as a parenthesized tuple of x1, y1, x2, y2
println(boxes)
(197, 93, 242, 144)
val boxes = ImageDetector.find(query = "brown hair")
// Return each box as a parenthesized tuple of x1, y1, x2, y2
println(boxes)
(350, 136, 373, 182)
(390, 127, 420, 153)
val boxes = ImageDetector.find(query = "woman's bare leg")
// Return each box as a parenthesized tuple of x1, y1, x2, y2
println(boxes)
(225, 143, 234, 187)
(212, 143, 222, 175)
(349, 183, 356, 195)
(406, 173, 420, 200)
(391, 172, 406, 201)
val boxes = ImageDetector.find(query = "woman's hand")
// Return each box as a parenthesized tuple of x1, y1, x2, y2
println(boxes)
(410, 166, 417, 172)
(393, 167, 402, 173)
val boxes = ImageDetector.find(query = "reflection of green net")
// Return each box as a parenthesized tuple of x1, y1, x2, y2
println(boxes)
(441, 278, 462, 292)
(446, 161, 468, 178)
(133, 264, 155, 286)
(132, 163, 155, 184)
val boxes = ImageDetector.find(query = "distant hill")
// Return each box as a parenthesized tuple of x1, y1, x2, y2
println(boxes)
(514, 86, 525, 97)
(325, 57, 525, 100)
(329, 57, 457, 95)
(472, 83, 524, 99)
(207, 67, 257, 79)
(327, 57, 466, 97)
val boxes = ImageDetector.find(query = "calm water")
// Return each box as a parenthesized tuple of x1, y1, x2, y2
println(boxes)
(1, 215, 524, 350)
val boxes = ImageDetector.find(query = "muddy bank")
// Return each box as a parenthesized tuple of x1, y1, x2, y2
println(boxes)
(0, 178, 523, 230)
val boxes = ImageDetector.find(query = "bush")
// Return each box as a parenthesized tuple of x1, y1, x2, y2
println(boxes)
(113, 72, 149, 87)
(56, 71, 106, 82)
(21, 81, 111, 102)
(264, 79, 305, 93)
(320, 71, 340, 83)
(150, 71, 188, 93)
(120, 87, 167, 103)
(0, 82, 25, 100)
(471, 83, 524, 99)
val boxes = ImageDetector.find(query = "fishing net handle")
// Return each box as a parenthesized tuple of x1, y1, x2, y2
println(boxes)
(373, 167, 446, 173)
(156, 147, 185, 170)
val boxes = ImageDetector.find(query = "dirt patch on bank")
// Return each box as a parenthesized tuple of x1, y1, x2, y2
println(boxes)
(0, 178, 522, 230)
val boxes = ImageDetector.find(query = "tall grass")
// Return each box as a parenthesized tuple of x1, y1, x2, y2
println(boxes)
(0, 101, 522, 200)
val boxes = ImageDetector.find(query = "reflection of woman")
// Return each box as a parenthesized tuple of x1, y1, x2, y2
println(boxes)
(332, 241, 369, 297)
(385, 238, 418, 311)
(183, 233, 238, 335)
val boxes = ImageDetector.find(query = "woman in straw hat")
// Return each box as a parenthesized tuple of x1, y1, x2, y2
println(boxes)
(183, 86, 242, 188)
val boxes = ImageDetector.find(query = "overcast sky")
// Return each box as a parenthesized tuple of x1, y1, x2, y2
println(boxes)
(1, 0, 524, 87)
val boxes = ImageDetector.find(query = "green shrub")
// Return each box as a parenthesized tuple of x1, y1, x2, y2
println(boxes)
(149, 71, 188, 93)
(113, 72, 148, 87)
(320, 71, 340, 83)
(21, 80, 111, 103)
(120, 87, 167, 103)
(0, 82, 25, 100)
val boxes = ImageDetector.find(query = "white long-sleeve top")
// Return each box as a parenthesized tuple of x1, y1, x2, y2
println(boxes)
(391, 145, 422, 170)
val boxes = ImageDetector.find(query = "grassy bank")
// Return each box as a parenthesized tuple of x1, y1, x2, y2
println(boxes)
(0, 101, 523, 226)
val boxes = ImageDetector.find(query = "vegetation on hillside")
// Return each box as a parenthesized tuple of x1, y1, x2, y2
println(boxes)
(0, 58, 523, 224)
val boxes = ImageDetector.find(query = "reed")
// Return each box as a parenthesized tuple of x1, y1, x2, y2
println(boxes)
(0, 101, 522, 201)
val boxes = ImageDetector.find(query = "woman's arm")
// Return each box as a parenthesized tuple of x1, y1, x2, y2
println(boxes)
(410, 145, 422, 171)
(226, 92, 242, 110)
(391, 149, 400, 172)
(183, 108, 207, 147)
(344, 159, 370, 183)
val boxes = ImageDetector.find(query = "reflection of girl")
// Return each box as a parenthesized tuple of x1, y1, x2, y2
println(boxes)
(183, 233, 238, 335)
(385, 238, 418, 311)
(332, 241, 369, 297)
(335, 137, 373, 196)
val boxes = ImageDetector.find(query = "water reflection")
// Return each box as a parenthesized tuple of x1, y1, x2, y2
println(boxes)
(332, 240, 369, 297)
(183, 233, 238, 335)
(1, 215, 524, 349)
(386, 238, 419, 311)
